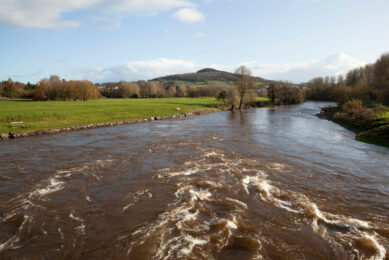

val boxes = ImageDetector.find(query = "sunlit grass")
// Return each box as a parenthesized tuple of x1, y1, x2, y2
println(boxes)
(256, 97, 270, 102)
(0, 98, 222, 133)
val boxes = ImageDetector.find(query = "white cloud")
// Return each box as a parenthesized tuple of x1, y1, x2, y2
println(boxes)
(76, 58, 202, 82)
(71, 53, 365, 83)
(0, 0, 96, 28)
(246, 53, 366, 82)
(98, 0, 194, 16)
(171, 8, 205, 23)
(0, 0, 196, 28)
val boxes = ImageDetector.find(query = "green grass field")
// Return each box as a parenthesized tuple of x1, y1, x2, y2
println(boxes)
(0, 98, 222, 133)
(376, 107, 389, 124)
(382, 111, 389, 120)
(256, 97, 270, 102)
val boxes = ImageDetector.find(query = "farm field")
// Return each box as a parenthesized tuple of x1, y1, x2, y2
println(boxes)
(0, 98, 222, 133)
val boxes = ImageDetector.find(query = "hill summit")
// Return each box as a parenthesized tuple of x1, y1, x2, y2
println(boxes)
(196, 68, 218, 73)
(152, 68, 271, 85)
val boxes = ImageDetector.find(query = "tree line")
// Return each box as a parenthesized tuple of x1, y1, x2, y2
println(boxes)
(99, 80, 231, 99)
(305, 53, 389, 136)
(1, 66, 306, 107)
(0, 76, 99, 101)
(0, 78, 35, 99)
(305, 53, 389, 106)
(268, 81, 305, 105)
(33, 76, 99, 101)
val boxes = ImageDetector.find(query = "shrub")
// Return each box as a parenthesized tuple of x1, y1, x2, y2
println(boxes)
(339, 99, 375, 121)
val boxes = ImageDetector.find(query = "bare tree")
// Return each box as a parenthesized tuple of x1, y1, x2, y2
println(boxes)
(234, 65, 254, 109)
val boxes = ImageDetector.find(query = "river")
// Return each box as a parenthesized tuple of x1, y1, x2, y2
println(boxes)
(0, 102, 388, 259)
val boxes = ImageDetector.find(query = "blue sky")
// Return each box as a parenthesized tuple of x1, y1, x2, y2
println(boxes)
(0, 0, 388, 83)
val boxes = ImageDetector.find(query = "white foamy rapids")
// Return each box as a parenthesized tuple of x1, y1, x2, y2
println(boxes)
(58, 159, 116, 178)
(125, 184, 244, 259)
(303, 202, 369, 229)
(358, 234, 387, 260)
(226, 198, 248, 210)
(122, 189, 153, 212)
(242, 176, 275, 198)
(267, 162, 285, 170)
(211, 136, 224, 141)
(226, 217, 238, 230)
(69, 211, 86, 235)
(181, 235, 208, 254)
(0, 215, 30, 253)
(175, 186, 212, 202)
(240, 168, 387, 259)
(164, 167, 200, 177)
(30, 178, 65, 198)
(242, 176, 300, 214)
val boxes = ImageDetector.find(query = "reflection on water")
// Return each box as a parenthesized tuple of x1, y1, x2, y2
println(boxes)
(0, 102, 388, 259)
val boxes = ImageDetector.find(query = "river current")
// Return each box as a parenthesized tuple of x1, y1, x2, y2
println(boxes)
(0, 102, 388, 259)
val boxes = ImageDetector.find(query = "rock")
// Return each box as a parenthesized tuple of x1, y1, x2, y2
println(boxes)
(1, 133, 9, 140)
(176, 108, 181, 111)
(13, 133, 22, 138)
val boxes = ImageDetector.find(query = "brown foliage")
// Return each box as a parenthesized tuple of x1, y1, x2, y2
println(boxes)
(235, 66, 255, 109)
(33, 76, 98, 101)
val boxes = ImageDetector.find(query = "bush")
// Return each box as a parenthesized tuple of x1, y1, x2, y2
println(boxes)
(341, 99, 375, 120)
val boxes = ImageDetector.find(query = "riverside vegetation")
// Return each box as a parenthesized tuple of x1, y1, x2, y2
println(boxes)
(305, 53, 389, 147)
(0, 98, 222, 134)
(1, 66, 304, 138)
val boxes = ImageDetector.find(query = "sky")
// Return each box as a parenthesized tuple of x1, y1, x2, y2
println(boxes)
(0, 0, 388, 83)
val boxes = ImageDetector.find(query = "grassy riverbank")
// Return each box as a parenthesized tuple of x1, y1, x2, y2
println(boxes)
(319, 105, 389, 147)
(0, 98, 223, 134)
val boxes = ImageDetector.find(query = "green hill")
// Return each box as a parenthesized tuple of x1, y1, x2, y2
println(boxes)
(152, 68, 273, 87)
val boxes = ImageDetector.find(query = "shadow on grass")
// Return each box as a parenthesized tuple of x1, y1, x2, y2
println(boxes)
(7, 99, 35, 102)
(168, 102, 220, 108)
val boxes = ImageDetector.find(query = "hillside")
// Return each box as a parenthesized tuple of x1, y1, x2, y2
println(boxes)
(152, 68, 273, 87)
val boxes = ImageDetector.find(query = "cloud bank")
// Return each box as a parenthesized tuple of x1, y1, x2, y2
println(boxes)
(73, 53, 365, 83)
(247, 53, 366, 83)
(0, 0, 202, 28)
(171, 8, 205, 23)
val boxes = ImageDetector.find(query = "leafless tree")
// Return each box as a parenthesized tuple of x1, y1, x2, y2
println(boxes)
(234, 65, 254, 109)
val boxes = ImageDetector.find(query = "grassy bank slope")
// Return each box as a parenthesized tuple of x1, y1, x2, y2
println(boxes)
(0, 98, 222, 133)
(356, 108, 389, 147)
(319, 105, 389, 148)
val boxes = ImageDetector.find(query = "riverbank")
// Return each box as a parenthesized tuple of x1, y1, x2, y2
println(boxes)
(0, 110, 220, 140)
(317, 105, 389, 147)
(0, 98, 223, 140)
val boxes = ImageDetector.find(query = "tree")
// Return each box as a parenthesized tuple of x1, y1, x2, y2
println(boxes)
(34, 79, 49, 100)
(217, 90, 227, 102)
(176, 85, 187, 97)
(268, 83, 276, 104)
(234, 65, 254, 109)
(167, 86, 177, 97)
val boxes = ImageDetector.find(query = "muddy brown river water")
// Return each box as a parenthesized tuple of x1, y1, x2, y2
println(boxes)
(0, 102, 388, 259)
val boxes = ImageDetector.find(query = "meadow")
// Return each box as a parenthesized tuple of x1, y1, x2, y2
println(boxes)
(256, 97, 270, 102)
(0, 98, 222, 133)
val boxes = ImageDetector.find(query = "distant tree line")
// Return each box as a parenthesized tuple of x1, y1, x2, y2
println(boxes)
(33, 76, 99, 101)
(2, 66, 307, 108)
(0, 78, 35, 99)
(268, 81, 305, 105)
(99, 80, 233, 99)
(305, 53, 389, 106)
(0, 76, 99, 101)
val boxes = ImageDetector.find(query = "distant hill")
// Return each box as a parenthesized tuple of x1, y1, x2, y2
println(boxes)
(152, 68, 273, 86)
